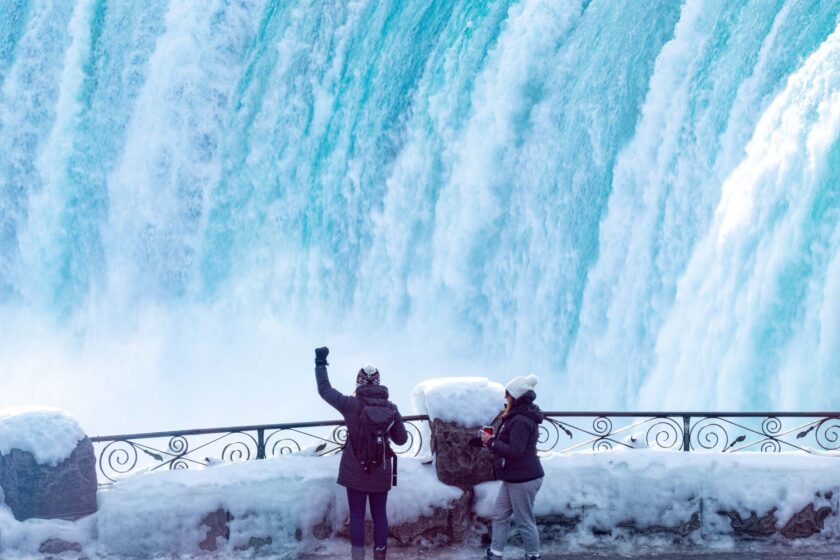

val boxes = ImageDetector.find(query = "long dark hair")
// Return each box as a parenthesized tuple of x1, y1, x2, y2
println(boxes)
(502, 392, 513, 417)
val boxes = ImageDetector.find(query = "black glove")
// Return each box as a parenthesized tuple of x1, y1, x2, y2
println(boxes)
(315, 346, 329, 366)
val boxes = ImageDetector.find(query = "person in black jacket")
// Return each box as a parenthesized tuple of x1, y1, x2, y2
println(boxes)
(314, 347, 408, 560)
(480, 374, 544, 560)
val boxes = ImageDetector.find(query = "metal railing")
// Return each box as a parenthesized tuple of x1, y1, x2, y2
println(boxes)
(539, 412, 840, 454)
(91, 412, 840, 484)
(91, 416, 430, 484)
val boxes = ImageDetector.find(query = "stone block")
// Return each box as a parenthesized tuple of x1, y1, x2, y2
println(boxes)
(38, 538, 83, 554)
(199, 508, 234, 551)
(0, 437, 97, 521)
(431, 418, 498, 488)
(234, 536, 273, 552)
(781, 504, 832, 539)
(718, 508, 777, 538)
(617, 511, 701, 537)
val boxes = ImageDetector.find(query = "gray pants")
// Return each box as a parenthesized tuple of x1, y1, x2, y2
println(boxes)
(490, 477, 543, 556)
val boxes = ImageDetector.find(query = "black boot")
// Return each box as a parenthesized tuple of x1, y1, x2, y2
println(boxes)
(373, 545, 386, 560)
(482, 549, 502, 559)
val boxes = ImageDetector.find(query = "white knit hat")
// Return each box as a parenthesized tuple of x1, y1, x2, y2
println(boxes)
(505, 374, 539, 399)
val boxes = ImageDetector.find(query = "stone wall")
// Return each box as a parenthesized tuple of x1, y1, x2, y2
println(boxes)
(0, 437, 97, 522)
(430, 418, 499, 488)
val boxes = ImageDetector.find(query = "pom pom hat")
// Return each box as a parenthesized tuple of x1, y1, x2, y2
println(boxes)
(505, 374, 539, 399)
(356, 363, 380, 386)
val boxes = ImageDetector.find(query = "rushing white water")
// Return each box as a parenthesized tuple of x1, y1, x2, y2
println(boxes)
(0, 1, 838, 433)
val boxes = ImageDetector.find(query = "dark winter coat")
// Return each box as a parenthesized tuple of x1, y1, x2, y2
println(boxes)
(316, 364, 408, 493)
(489, 391, 545, 483)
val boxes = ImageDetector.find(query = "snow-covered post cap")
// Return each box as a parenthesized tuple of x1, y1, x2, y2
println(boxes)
(0, 407, 86, 467)
(411, 377, 505, 428)
(0, 407, 97, 522)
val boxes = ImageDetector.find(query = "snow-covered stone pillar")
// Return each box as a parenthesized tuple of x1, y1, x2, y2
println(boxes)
(0, 409, 98, 521)
(411, 378, 505, 488)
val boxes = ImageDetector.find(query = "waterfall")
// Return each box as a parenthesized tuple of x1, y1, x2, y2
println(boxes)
(0, 0, 837, 432)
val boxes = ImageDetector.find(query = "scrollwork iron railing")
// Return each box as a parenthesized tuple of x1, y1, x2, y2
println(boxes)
(91, 417, 429, 484)
(537, 413, 840, 455)
(91, 412, 839, 485)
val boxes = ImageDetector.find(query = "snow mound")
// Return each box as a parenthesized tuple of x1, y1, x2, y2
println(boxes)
(475, 449, 840, 547)
(96, 454, 462, 557)
(0, 408, 86, 466)
(411, 377, 505, 427)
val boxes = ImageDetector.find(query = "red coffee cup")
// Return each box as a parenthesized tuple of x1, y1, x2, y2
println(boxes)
(482, 426, 494, 436)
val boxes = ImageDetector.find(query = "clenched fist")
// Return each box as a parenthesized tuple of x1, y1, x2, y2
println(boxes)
(315, 346, 330, 366)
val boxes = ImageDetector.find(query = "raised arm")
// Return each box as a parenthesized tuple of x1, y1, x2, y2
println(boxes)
(314, 347, 353, 415)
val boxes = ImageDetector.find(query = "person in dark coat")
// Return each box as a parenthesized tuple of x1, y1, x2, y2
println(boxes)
(480, 374, 545, 560)
(315, 346, 407, 560)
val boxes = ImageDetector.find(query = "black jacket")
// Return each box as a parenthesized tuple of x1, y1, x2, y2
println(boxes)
(316, 364, 408, 493)
(489, 391, 545, 482)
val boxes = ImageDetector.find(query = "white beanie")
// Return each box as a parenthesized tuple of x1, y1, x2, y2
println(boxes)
(505, 374, 539, 399)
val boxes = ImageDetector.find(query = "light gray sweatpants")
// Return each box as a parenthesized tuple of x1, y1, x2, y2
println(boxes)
(490, 477, 543, 555)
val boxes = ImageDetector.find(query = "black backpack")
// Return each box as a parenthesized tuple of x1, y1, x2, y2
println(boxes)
(354, 403, 396, 472)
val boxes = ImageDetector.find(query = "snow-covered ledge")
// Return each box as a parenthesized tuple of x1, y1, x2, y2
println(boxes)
(4, 444, 838, 557)
(97, 454, 466, 557)
(475, 450, 840, 548)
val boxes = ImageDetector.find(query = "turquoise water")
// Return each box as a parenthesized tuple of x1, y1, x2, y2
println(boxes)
(0, 1, 838, 431)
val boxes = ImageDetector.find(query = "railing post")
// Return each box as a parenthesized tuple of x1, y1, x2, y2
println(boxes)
(257, 429, 266, 460)
(682, 415, 691, 452)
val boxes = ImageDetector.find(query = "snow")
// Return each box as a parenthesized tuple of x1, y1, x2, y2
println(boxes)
(411, 377, 505, 427)
(0, 449, 463, 558)
(475, 449, 840, 549)
(94, 454, 462, 557)
(1, 443, 840, 557)
(0, 408, 86, 466)
(0, 506, 94, 556)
